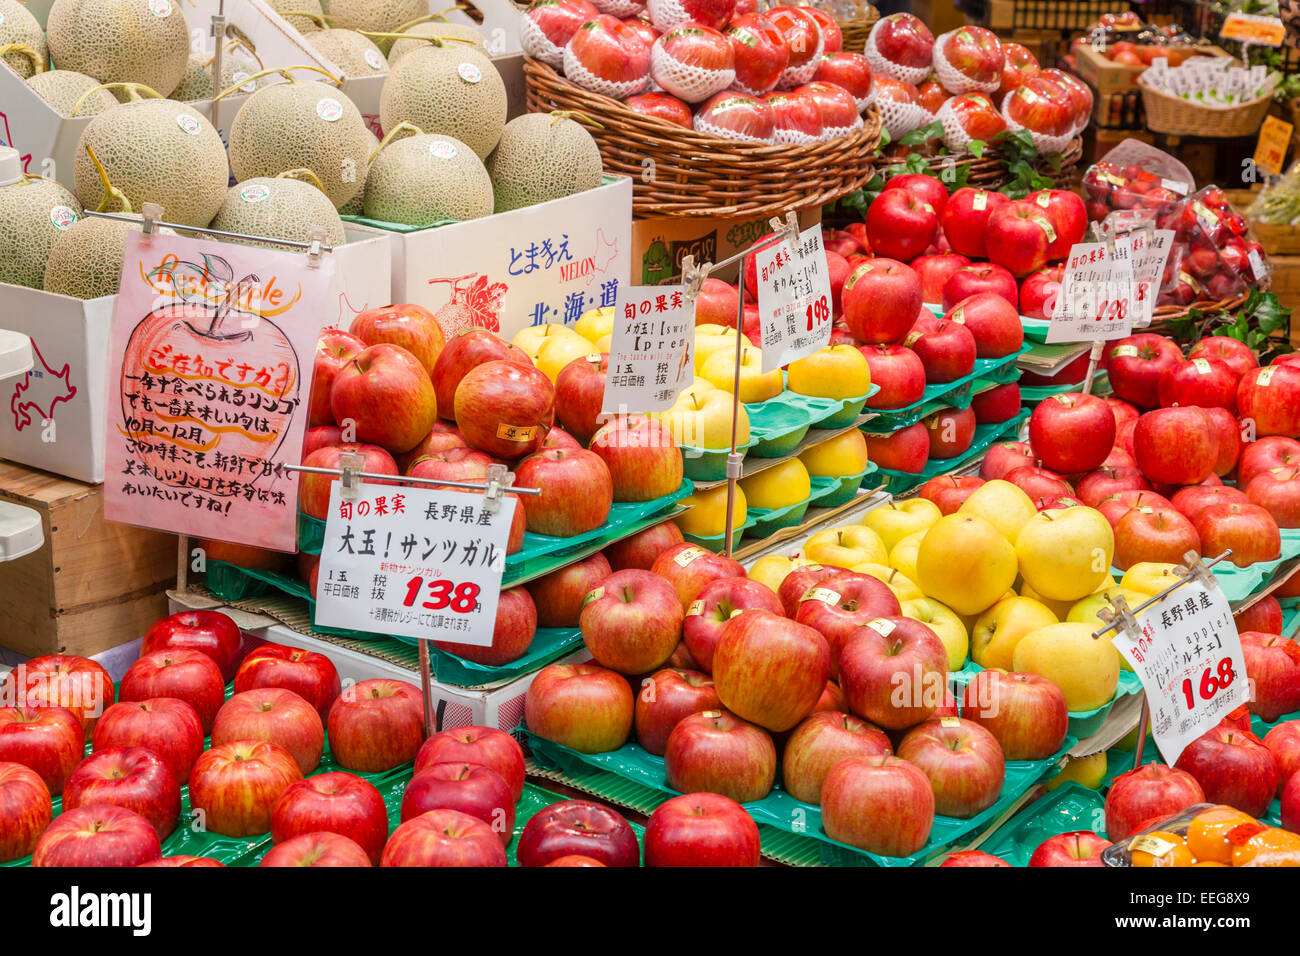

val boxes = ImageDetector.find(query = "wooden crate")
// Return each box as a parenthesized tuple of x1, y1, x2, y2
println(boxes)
(1074, 44, 1233, 97)
(1265, 255, 1300, 333)
(0, 461, 176, 659)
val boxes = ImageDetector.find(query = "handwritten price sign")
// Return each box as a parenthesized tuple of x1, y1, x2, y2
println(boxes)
(754, 224, 834, 372)
(1047, 237, 1137, 343)
(1129, 229, 1174, 329)
(1112, 577, 1248, 765)
(315, 482, 514, 647)
(602, 284, 694, 415)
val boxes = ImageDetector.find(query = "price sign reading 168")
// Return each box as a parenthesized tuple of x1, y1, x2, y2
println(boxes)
(402, 577, 481, 613)
(1181, 657, 1237, 710)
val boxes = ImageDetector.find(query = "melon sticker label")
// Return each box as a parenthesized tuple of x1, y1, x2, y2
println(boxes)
(232, 71, 255, 93)
(176, 114, 202, 136)
(240, 184, 271, 204)
(429, 140, 457, 159)
(364, 49, 385, 70)
(149, 0, 173, 17)
(316, 98, 344, 122)
(458, 62, 483, 84)
(49, 206, 77, 230)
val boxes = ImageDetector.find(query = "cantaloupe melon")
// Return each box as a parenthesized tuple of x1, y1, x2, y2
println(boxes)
(73, 97, 230, 227)
(0, 170, 82, 289)
(46, 0, 190, 98)
(43, 213, 154, 299)
(389, 22, 486, 66)
(209, 176, 346, 249)
(0, 0, 48, 78)
(26, 70, 119, 116)
(308, 29, 389, 76)
(173, 47, 262, 102)
(228, 78, 373, 209)
(338, 127, 379, 216)
(364, 132, 493, 226)
(486, 113, 602, 213)
(379, 44, 506, 160)
(265, 0, 325, 33)
(324, 0, 427, 33)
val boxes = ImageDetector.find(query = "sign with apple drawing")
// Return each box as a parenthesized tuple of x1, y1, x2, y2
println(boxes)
(104, 231, 335, 552)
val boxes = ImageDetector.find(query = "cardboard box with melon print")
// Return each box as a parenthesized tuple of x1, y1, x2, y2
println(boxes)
(0, 0, 322, 193)
(0, 224, 391, 484)
(239, 0, 530, 127)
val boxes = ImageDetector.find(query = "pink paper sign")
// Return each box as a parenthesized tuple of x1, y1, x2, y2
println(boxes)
(103, 230, 334, 552)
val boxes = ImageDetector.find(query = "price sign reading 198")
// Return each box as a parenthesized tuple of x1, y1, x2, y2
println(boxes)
(805, 294, 830, 330)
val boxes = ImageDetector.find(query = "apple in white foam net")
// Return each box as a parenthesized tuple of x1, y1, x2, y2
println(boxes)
(650, 24, 736, 103)
(693, 90, 776, 143)
(726, 13, 790, 96)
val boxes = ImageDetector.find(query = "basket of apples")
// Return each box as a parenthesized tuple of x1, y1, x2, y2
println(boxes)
(519, 0, 881, 218)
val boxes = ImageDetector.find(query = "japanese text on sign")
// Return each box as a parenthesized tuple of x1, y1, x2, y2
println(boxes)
(1129, 229, 1174, 329)
(1047, 237, 1137, 343)
(1112, 577, 1248, 765)
(754, 224, 834, 372)
(314, 482, 515, 647)
(602, 284, 695, 414)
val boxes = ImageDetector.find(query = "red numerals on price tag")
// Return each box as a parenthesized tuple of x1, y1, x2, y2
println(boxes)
(1094, 297, 1127, 323)
(1181, 657, 1237, 710)
(403, 576, 481, 613)
(805, 294, 830, 331)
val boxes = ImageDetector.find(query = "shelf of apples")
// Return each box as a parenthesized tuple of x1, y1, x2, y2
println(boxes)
(0, 610, 741, 868)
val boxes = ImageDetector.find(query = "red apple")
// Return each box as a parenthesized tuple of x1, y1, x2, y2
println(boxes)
(777, 563, 848, 618)
(1024, 189, 1086, 259)
(635, 668, 721, 757)
(839, 616, 948, 729)
(515, 447, 613, 537)
(1234, 596, 1283, 636)
(1246, 466, 1300, 528)
(944, 292, 1024, 359)
(1263, 722, 1300, 798)
(526, 552, 612, 629)
(1019, 264, 1063, 320)
(910, 253, 970, 305)
(859, 343, 925, 410)
(188, 739, 303, 837)
(942, 262, 1019, 311)
(92, 698, 203, 786)
(1282, 771, 1300, 834)
(970, 382, 1021, 424)
(1106, 334, 1184, 410)
(1104, 764, 1205, 841)
(941, 850, 1011, 866)
(726, 13, 789, 96)
(713, 610, 831, 732)
(644, 791, 760, 867)
(32, 805, 161, 868)
(866, 188, 940, 262)
(4, 654, 114, 740)
(349, 303, 446, 378)
(0, 704, 83, 798)
(1239, 436, 1300, 490)
(590, 415, 683, 503)
(1134, 407, 1218, 486)
(985, 200, 1055, 277)
(682, 576, 783, 673)
(981, 441, 1035, 481)
(525, 663, 633, 753)
(330, 343, 437, 454)
(1240, 632, 1300, 722)
(1114, 506, 1201, 570)
(0, 761, 51, 862)
(381, 808, 507, 867)
(1238, 364, 1300, 438)
(1174, 726, 1278, 818)
(434, 585, 538, 667)
(820, 754, 934, 856)
(1204, 406, 1243, 476)
(432, 329, 533, 421)
(454, 359, 556, 459)
(1190, 336, 1258, 380)
(271, 771, 389, 865)
(142, 611, 242, 684)
(554, 352, 609, 445)
(309, 329, 365, 426)
(794, 571, 903, 677)
(1159, 357, 1239, 412)
(942, 188, 1011, 260)
(1170, 484, 1248, 522)
(297, 442, 399, 521)
(960, 670, 1068, 760)
(212, 687, 325, 776)
(259, 831, 372, 867)
(650, 543, 746, 611)
(603, 520, 685, 571)
(62, 747, 180, 840)
(327, 679, 424, 773)
(1029, 392, 1115, 474)
(1193, 502, 1280, 568)
(863, 423, 929, 473)
(580, 568, 683, 675)
(664, 708, 776, 803)
(516, 799, 638, 867)
(1076, 464, 1151, 508)
(399, 762, 515, 845)
(233, 644, 340, 725)
(781, 710, 891, 804)
(120, 649, 225, 734)
(415, 726, 526, 802)
(897, 717, 1005, 818)
(395, 422, 467, 472)
(918, 474, 987, 514)
(1028, 831, 1110, 867)
(1004, 465, 1072, 503)
(842, 258, 924, 344)
(904, 314, 976, 383)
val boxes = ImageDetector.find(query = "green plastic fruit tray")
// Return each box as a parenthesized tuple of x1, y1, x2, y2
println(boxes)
(679, 437, 758, 482)
(864, 345, 1029, 433)
(873, 409, 1030, 497)
(746, 382, 877, 458)
(976, 783, 1107, 867)
(809, 463, 879, 509)
(953, 660, 1145, 740)
(742, 475, 836, 540)
(681, 514, 756, 554)
(1019, 370, 1110, 405)
(1110, 528, 1300, 606)
(523, 728, 1072, 868)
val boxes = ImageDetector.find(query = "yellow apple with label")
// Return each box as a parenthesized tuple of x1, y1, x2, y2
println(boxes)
(863, 499, 942, 551)
(748, 554, 795, 594)
(888, 530, 927, 583)
(574, 306, 615, 343)
(1044, 751, 1108, 791)
(958, 479, 1037, 543)
(701, 344, 783, 404)
(970, 595, 1059, 670)
(788, 344, 872, 399)
(1015, 506, 1115, 602)
(1119, 562, 1182, 597)
(656, 387, 751, 449)
(799, 430, 870, 479)
(1012, 621, 1120, 712)
(915, 513, 1019, 616)
(740, 459, 811, 511)
(901, 597, 969, 669)
(804, 525, 889, 568)
(850, 563, 924, 601)
(674, 483, 747, 540)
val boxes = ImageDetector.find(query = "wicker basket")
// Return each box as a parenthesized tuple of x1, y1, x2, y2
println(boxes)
(523, 58, 882, 219)
(1138, 78, 1274, 138)
(876, 136, 1083, 191)
(1147, 289, 1256, 332)
(836, 1, 880, 54)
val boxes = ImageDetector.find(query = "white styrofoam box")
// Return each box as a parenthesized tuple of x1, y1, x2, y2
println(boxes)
(0, 227, 391, 483)
(0, 0, 319, 190)
(241, 0, 527, 126)
(349, 176, 633, 342)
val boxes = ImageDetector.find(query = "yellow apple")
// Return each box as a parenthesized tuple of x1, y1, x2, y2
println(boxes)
(888, 529, 927, 582)
(1044, 751, 1108, 791)
(749, 554, 794, 594)
(800, 429, 869, 478)
(863, 499, 942, 551)
(740, 459, 811, 511)
(1020, 576, 1114, 620)
(593, 333, 613, 353)
(694, 327, 741, 373)
(901, 597, 968, 669)
(1120, 562, 1183, 597)
(701, 344, 783, 404)
(787, 344, 871, 399)
(674, 483, 747, 540)
(536, 333, 598, 382)
(958, 479, 1037, 543)
(970, 595, 1059, 671)
(1015, 506, 1115, 603)
(915, 513, 1019, 616)
(511, 323, 586, 364)
(851, 563, 923, 601)
(804, 525, 889, 568)
(574, 306, 615, 343)
(1012, 622, 1120, 712)
(1066, 586, 1147, 673)
(656, 387, 750, 449)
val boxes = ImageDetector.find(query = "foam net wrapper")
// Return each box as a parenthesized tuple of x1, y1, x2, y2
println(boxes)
(821, 116, 863, 141)
(772, 126, 823, 145)
(936, 97, 984, 153)
(564, 47, 651, 98)
(867, 88, 933, 138)
(520, 15, 567, 69)
(863, 20, 931, 86)
(593, 0, 646, 16)
(694, 111, 775, 144)
(777, 35, 825, 90)
(647, 0, 696, 33)
(1001, 105, 1074, 156)
(651, 45, 735, 103)
(932, 30, 1001, 95)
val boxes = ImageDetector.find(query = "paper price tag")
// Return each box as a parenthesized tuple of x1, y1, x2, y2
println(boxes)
(1047, 238, 1137, 343)
(1255, 116, 1294, 178)
(1112, 577, 1248, 765)
(1128, 228, 1174, 329)
(754, 223, 834, 373)
(1220, 11, 1286, 46)
(602, 284, 694, 415)
(315, 482, 514, 647)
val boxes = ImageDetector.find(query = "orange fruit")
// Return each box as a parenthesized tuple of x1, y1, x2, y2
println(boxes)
(1231, 827, 1300, 867)
(1186, 806, 1257, 864)
(1130, 829, 1193, 867)
(1193, 861, 1228, 867)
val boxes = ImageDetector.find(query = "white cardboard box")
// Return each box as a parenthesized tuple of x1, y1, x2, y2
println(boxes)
(349, 176, 633, 342)
(0, 0, 320, 189)
(0, 227, 392, 483)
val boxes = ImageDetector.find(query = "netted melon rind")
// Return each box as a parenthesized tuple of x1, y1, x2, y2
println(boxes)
(0, 178, 82, 289)
(209, 177, 346, 249)
(324, 0, 428, 33)
(43, 214, 141, 299)
(309, 29, 389, 76)
(25, 70, 119, 117)
(363, 133, 494, 226)
(389, 23, 486, 66)
(172, 49, 263, 102)
(0, 0, 48, 79)
(379, 45, 507, 160)
(485, 113, 602, 214)
(46, 0, 191, 98)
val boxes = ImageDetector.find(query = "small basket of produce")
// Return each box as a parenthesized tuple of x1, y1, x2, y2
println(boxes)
(1137, 56, 1278, 138)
